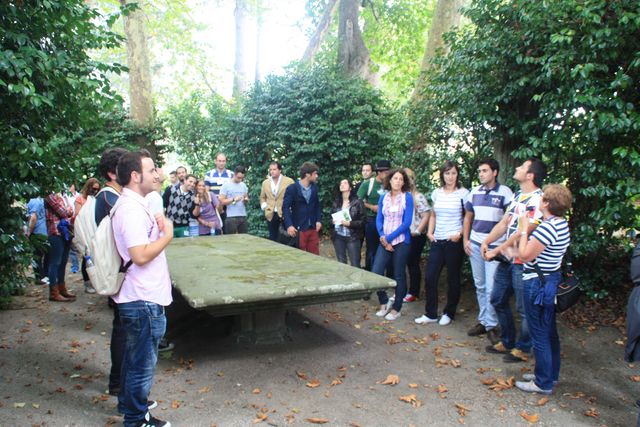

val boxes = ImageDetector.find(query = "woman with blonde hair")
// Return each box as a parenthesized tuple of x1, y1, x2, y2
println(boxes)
(515, 184, 571, 394)
(190, 179, 222, 235)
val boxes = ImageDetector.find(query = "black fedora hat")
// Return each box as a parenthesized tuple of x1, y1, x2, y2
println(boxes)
(374, 159, 391, 171)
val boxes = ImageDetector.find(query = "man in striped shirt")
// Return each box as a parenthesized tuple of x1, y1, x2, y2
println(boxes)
(463, 159, 513, 343)
(481, 157, 547, 363)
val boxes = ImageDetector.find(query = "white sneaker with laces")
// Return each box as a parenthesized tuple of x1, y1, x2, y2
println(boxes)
(385, 311, 401, 321)
(414, 315, 438, 325)
(522, 373, 558, 386)
(438, 314, 452, 326)
(375, 308, 388, 317)
(515, 380, 553, 395)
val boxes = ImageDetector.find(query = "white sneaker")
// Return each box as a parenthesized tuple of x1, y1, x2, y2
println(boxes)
(414, 315, 438, 325)
(375, 307, 389, 317)
(385, 311, 401, 321)
(523, 373, 558, 386)
(438, 314, 452, 326)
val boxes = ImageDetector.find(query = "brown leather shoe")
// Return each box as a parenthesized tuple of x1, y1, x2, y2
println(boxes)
(49, 284, 71, 302)
(58, 282, 76, 300)
(467, 323, 487, 336)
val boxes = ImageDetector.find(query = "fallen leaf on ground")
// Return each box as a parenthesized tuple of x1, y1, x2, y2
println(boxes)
(171, 400, 181, 409)
(198, 386, 210, 393)
(399, 394, 421, 408)
(630, 375, 640, 382)
(408, 383, 418, 389)
(379, 374, 400, 385)
(254, 413, 268, 423)
(430, 332, 440, 340)
(455, 403, 470, 417)
(436, 384, 448, 394)
(349, 422, 362, 427)
(13, 402, 25, 408)
(330, 379, 343, 386)
(537, 397, 549, 406)
(252, 388, 261, 394)
(520, 411, 539, 423)
(450, 359, 461, 368)
(306, 379, 321, 388)
(296, 371, 309, 380)
(488, 377, 514, 391)
(305, 417, 329, 424)
(584, 408, 599, 418)
(481, 377, 496, 386)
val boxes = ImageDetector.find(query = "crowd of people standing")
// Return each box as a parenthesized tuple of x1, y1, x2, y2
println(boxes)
(23, 150, 573, 425)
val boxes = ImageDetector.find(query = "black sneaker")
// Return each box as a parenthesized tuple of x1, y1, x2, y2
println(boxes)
(467, 323, 487, 336)
(486, 327, 501, 345)
(135, 412, 171, 427)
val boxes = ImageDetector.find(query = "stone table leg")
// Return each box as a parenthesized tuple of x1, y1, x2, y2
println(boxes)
(234, 308, 290, 345)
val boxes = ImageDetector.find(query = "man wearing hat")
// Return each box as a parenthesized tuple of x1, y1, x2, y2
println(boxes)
(357, 159, 391, 270)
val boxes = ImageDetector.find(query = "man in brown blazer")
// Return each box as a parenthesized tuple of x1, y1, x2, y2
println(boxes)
(260, 162, 294, 241)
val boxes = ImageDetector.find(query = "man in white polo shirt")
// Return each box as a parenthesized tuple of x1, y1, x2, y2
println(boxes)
(112, 150, 173, 427)
(463, 158, 513, 343)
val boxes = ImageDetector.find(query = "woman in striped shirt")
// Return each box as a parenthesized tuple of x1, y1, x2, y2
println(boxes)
(416, 161, 469, 326)
(515, 184, 571, 394)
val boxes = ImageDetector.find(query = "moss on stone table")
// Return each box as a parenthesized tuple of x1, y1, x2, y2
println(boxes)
(165, 234, 395, 315)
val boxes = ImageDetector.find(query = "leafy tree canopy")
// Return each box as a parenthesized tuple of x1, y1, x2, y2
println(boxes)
(412, 0, 640, 296)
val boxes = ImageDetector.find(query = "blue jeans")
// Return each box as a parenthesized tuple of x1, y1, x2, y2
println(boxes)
(333, 235, 361, 267)
(373, 242, 410, 312)
(69, 248, 79, 271)
(109, 302, 127, 394)
(364, 220, 379, 271)
(490, 262, 531, 352)
(424, 240, 464, 319)
(523, 272, 561, 390)
(469, 242, 499, 329)
(47, 235, 70, 285)
(118, 301, 166, 427)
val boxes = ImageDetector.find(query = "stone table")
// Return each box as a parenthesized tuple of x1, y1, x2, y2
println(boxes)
(165, 234, 395, 344)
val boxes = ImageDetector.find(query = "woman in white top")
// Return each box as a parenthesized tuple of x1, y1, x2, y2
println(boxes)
(416, 161, 469, 326)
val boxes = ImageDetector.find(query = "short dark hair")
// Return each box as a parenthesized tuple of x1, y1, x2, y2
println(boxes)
(234, 165, 247, 175)
(184, 174, 196, 182)
(300, 162, 319, 179)
(169, 170, 177, 176)
(176, 166, 187, 174)
(383, 168, 411, 192)
(526, 157, 547, 188)
(269, 161, 282, 171)
(362, 162, 373, 169)
(439, 160, 461, 188)
(116, 150, 151, 186)
(98, 148, 128, 181)
(478, 158, 500, 174)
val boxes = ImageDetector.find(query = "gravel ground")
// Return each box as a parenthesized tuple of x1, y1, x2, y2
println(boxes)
(0, 243, 637, 427)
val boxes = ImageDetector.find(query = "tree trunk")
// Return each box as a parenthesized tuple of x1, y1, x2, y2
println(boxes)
(233, 0, 250, 98)
(120, 0, 155, 155)
(411, 0, 467, 102)
(337, 0, 376, 83)
(493, 133, 521, 184)
(302, 0, 339, 64)
(255, 0, 263, 83)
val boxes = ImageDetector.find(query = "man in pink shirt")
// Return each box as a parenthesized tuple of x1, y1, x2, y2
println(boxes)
(112, 150, 173, 427)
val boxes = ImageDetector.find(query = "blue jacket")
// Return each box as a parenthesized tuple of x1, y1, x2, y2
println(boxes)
(376, 192, 414, 245)
(283, 181, 322, 231)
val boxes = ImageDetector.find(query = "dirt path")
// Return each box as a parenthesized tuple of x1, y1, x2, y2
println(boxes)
(0, 245, 637, 426)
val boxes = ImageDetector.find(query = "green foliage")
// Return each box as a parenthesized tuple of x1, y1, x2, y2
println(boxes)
(362, 0, 436, 100)
(163, 91, 234, 176)
(0, 1, 136, 298)
(225, 66, 396, 236)
(412, 0, 640, 297)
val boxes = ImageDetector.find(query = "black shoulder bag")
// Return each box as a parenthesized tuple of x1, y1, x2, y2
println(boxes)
(533, 248, 580, 313)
